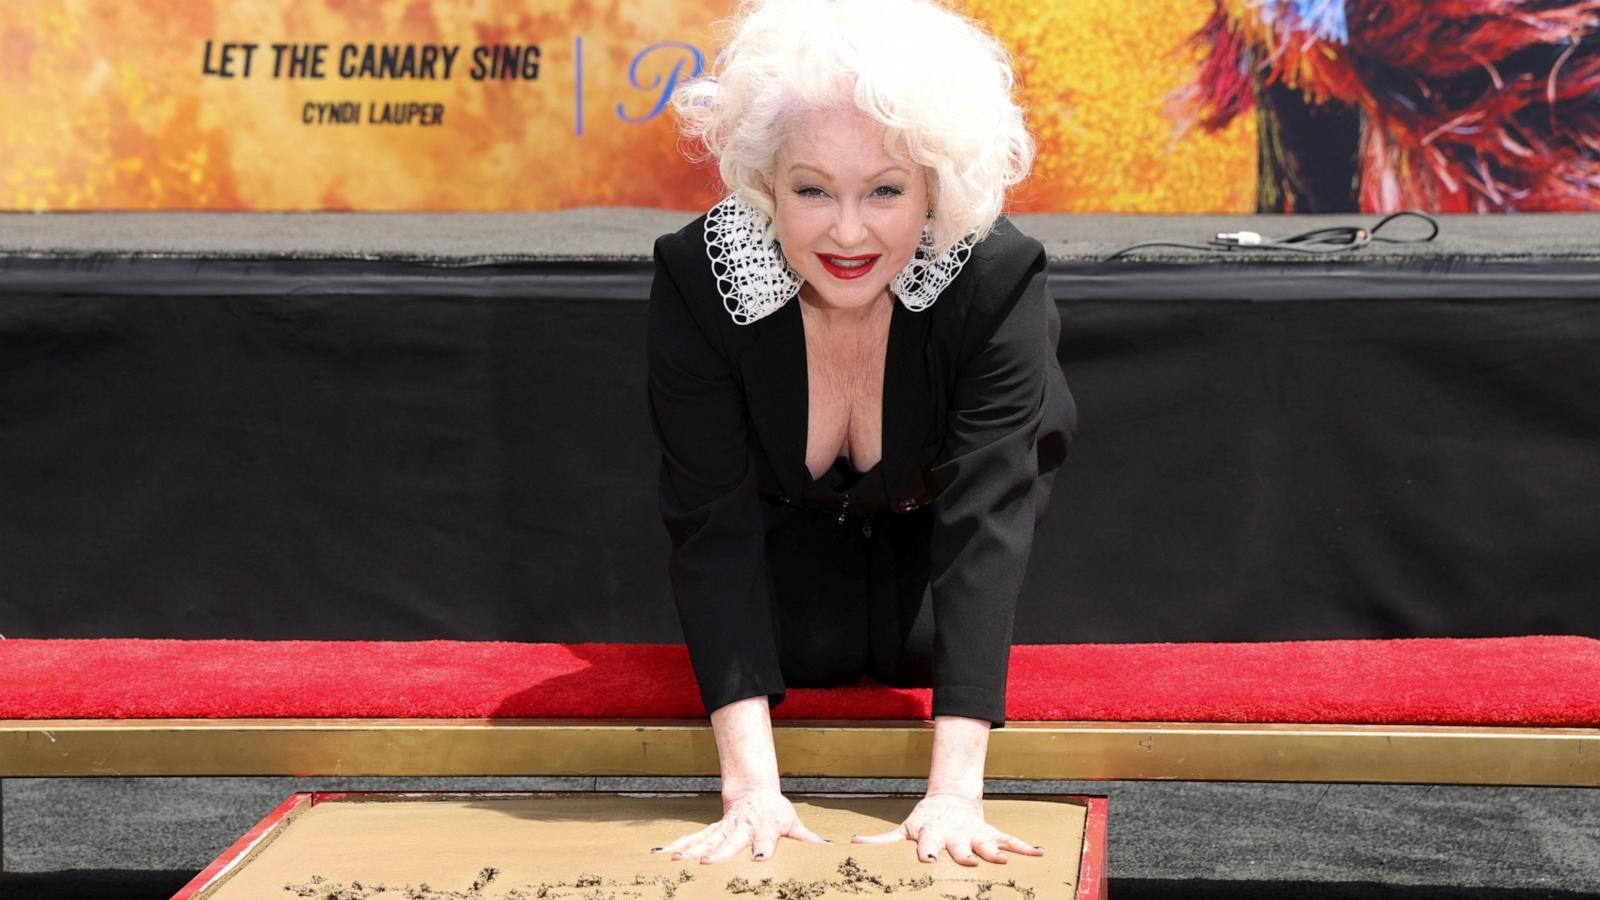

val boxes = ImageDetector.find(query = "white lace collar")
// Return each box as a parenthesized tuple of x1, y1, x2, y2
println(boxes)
(703, 193, 974, 326)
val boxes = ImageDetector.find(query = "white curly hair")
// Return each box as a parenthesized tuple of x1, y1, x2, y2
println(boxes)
(669, 0, 1036, 259)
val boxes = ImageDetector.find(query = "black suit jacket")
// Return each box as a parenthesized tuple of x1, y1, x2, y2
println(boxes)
(647, 209, 1076, 726)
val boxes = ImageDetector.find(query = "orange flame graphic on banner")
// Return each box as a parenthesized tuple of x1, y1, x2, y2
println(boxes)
(1, 0, 1252, 212)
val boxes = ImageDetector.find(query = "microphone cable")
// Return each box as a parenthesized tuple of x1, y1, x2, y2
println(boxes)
(1103, 210, 1440, 261)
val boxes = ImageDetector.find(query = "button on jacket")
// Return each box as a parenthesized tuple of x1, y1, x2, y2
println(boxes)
(647, 210, 1076, 727)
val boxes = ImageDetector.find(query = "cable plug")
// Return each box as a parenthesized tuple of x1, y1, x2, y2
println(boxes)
(1216, 231, 1263, 246)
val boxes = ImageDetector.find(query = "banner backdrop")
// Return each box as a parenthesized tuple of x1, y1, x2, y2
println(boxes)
(5, 1, 1597, 213)
(4, 0, 1257, 212)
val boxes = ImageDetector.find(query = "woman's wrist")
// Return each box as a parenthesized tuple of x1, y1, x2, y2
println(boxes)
(710, 695, 783, 799)
(925, 713, 991, 800)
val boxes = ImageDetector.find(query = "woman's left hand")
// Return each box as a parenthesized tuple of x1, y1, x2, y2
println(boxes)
(850, 792, 1045, 866)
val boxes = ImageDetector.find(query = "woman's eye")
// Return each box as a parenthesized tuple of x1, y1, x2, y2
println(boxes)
(794, 186, 901, 199)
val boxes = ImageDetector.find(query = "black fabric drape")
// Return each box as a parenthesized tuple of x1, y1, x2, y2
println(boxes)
(2, 256, 1597, 642)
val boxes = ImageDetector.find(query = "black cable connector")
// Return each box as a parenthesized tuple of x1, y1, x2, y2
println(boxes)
(1104, 210, 1440, 261)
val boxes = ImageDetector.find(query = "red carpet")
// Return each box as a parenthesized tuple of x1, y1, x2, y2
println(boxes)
(3, 636, 1597, 725)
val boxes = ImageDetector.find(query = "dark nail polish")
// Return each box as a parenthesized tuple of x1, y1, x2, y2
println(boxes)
(754, 853, 766, 860)
(926, 854, 936, 861)
(650, 847, 662, 852)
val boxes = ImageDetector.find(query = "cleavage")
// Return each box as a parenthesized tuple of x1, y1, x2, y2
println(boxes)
(803, 331, 886, 480)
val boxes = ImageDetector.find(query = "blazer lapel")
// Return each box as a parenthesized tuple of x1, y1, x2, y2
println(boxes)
(882, 299, 938, 503)
(735, 294, 937, 505)
(736, 298, 809, 500)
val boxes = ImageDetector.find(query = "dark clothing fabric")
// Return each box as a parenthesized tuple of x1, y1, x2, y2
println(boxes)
(762, 469, 938, 693)
(774, 457, 937, 688)
(804, 454, 890, 515)
(647, 211, 1076, 727)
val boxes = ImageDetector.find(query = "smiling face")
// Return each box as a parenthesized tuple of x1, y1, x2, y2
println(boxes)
(768, 107, 931, 315)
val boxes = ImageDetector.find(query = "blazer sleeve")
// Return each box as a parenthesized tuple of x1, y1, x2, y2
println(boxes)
(926, 237, 1058, 728)
(646, 233, 787, 717)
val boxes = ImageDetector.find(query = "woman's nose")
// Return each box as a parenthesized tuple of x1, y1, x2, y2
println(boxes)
(831, 204, 867, 247)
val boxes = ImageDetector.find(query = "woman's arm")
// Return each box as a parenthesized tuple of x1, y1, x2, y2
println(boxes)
(647, 232, 825, 864)
(647, 232, 787, 717)
(924, 234, 1069, 727)
(856, 231, 1069, 864)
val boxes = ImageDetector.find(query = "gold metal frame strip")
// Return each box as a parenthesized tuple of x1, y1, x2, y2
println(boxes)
(2, 718, 1596, 786)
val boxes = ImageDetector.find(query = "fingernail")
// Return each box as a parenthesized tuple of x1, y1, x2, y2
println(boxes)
(926, 854, 936, 861)
(754, 853, 766, 860)
(649, 847, 662, 852)
(825, 839, 834, 844)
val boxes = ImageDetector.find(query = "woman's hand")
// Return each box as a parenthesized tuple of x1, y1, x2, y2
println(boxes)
(651, 696, 828, 864)
(851, 792, 1045, 866)
(855, 714, 1041, 865)
(651, 787, 831, 864)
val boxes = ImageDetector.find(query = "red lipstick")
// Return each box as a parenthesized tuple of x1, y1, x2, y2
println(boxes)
(817, 253, 880, 280)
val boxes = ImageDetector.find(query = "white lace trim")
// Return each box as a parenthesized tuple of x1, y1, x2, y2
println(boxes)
(704, 193, 975, 325)
(890, 225, 974, 312)
(705, 194, 801, 326)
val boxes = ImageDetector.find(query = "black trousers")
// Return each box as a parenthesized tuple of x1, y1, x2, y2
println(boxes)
(761, 469, 1056, 692)
(763, 501, 937, 690)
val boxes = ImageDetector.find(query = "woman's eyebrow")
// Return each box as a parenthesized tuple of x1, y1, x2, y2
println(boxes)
(791, 163, 909, 180)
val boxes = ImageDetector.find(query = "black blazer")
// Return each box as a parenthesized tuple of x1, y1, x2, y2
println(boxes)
(647, 209, 1076, 726)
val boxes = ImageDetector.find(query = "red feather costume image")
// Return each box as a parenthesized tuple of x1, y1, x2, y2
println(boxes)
(1174, 0, 1600, 212)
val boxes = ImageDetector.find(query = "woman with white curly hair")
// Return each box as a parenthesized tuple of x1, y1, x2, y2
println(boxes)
(646, 0, 1076, 868)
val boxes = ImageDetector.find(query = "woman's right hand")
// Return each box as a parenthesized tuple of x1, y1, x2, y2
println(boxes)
(651, 787, 831, 864)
